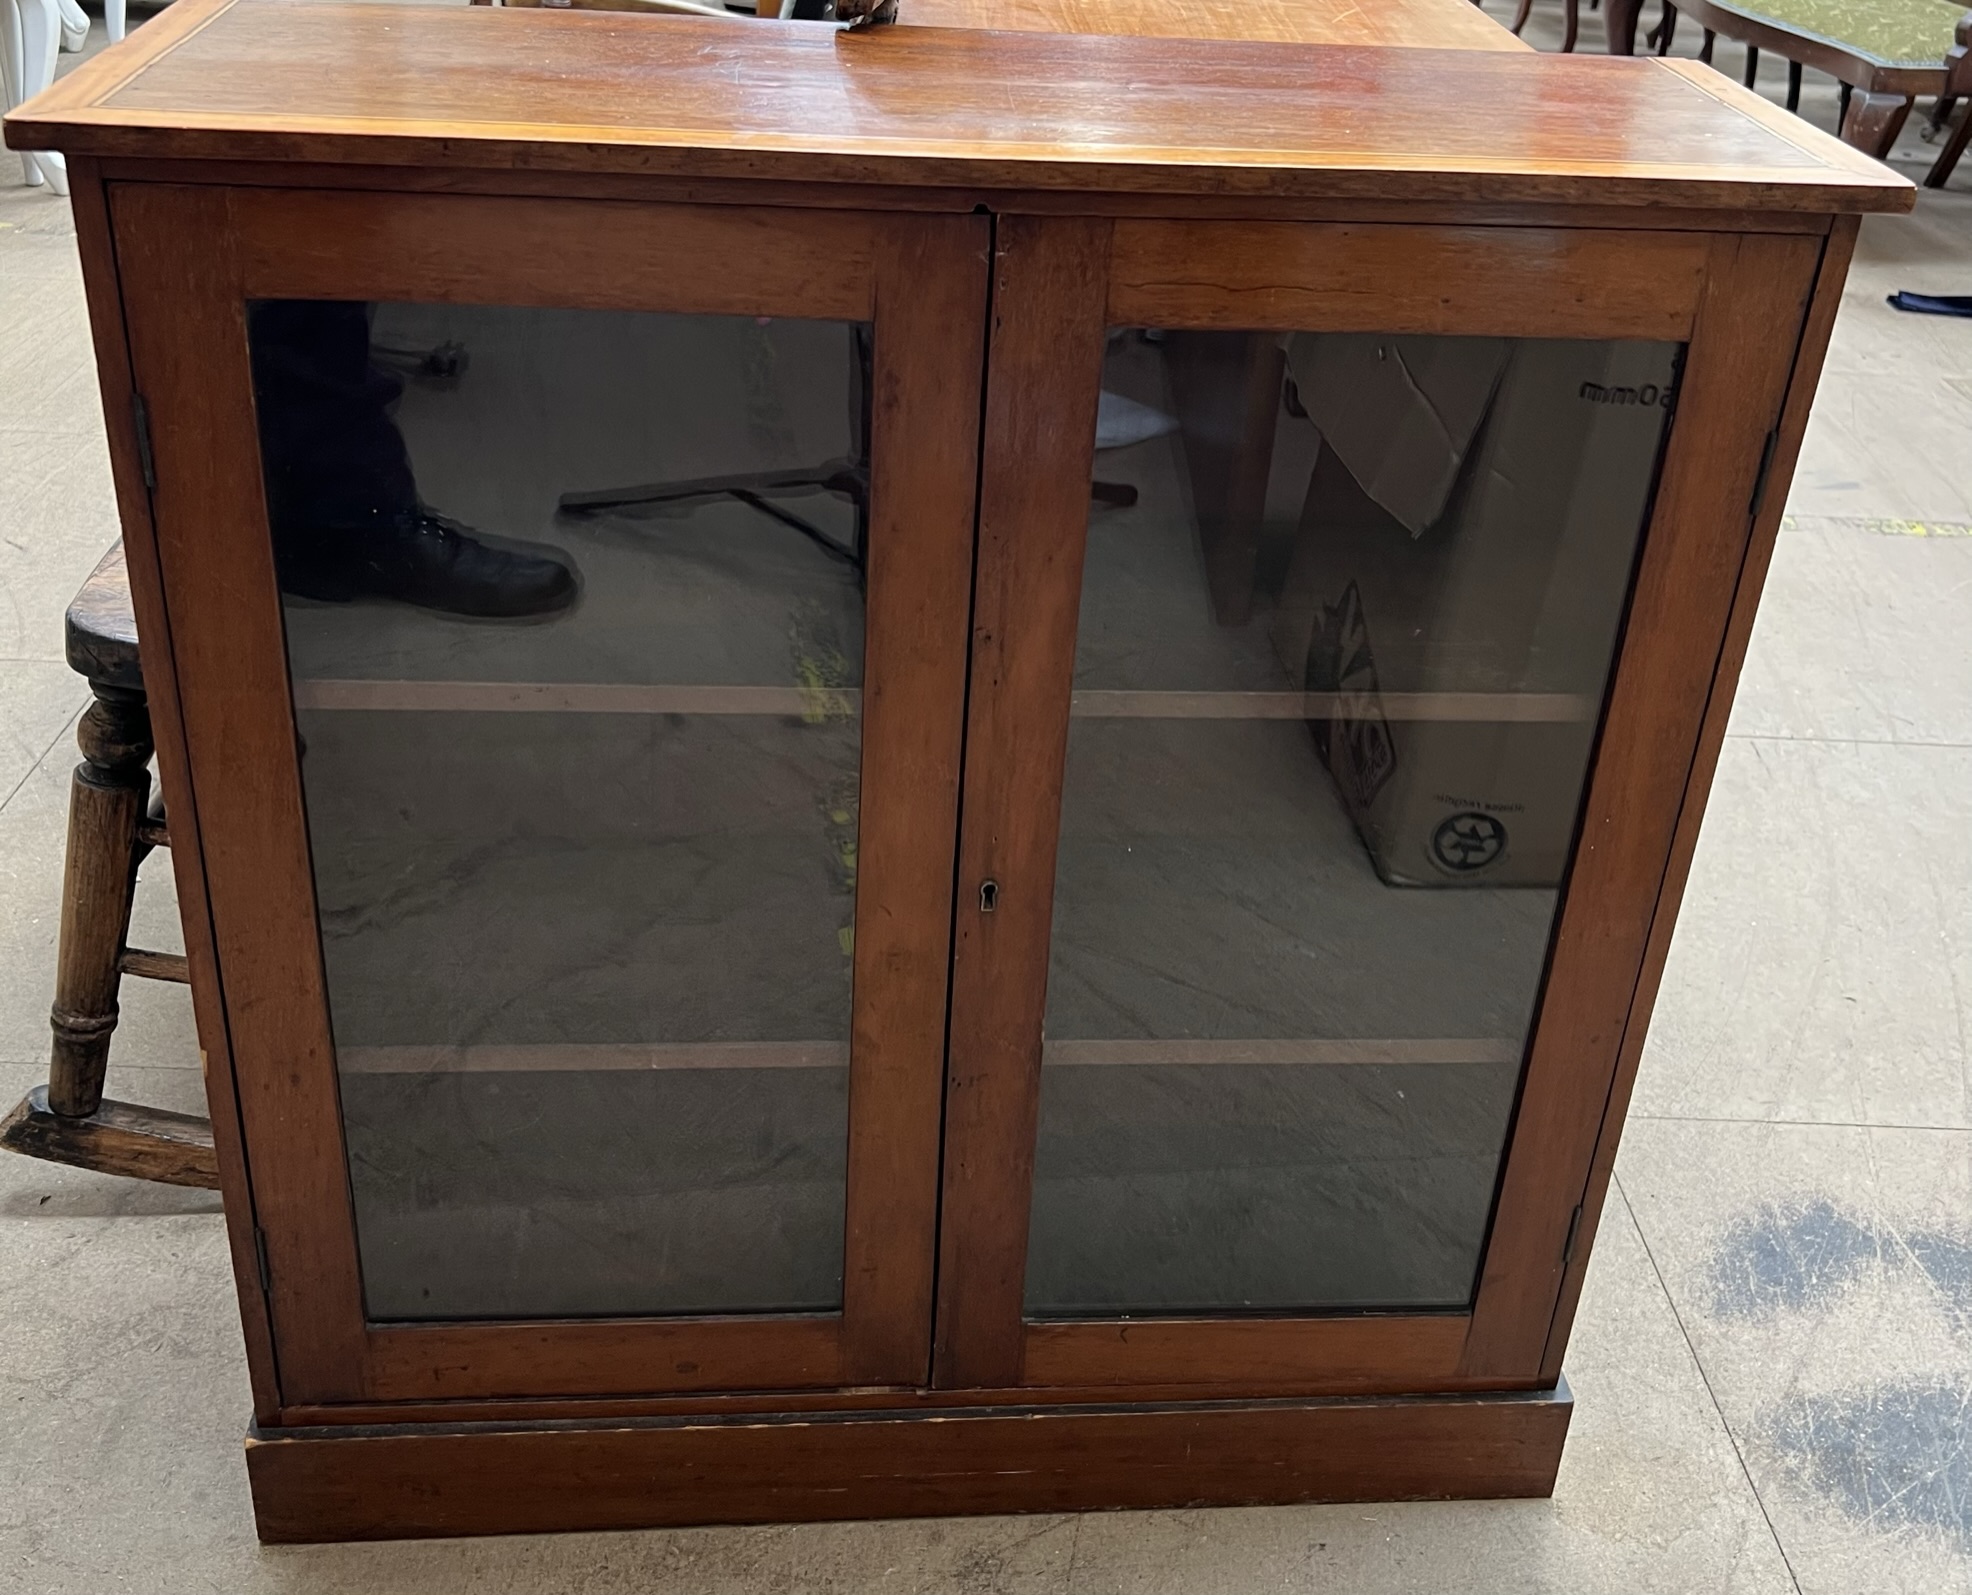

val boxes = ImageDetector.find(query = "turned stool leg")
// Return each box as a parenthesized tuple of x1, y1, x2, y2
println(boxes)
(48, 683, 153, 1119)
(3, 542, 219, 1189)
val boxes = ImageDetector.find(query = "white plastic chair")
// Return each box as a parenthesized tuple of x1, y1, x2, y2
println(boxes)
(0, 0, 68, 192)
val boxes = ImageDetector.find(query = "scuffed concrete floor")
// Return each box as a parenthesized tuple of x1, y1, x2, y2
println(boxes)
(3, 2, 1971, 1589)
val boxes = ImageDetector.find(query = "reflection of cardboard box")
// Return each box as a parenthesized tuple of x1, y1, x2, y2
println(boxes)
(1273, 334, 1678, 888)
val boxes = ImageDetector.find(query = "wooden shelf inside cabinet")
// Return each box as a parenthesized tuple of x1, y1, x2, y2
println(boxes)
(1068, 691, 1597, 722)
(290, 680, 862, 716)
(1040, 1039, 1523, 1065)
(1, 0, 1904, 1544)
(329, 1038, 1522, 1072)
(292, 681, 1596, 724)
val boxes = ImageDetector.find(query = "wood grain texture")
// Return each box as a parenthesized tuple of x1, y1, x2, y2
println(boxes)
(119, 947, 190, 982)
(900, 0, 1527, 51)
(64, 542, 142, 689)
(270, 1366, 1523, 1427)
(1536, 214, 1861, 1386)
(232, 188, 876, 318)
(72, 156, 1857, 231)
(109, 180, 372, 1402)
(47, 687, 150, 1116)
(73, 163, 284, 1422)
(838, 212, 990, 1384)
(1020, 1315, 1474, 1391)
(1109, 221, 1710, 338)
(4, 0, 1910, 213)
(0, 1085, 220, 1188)
(1460, 230, 1825, 1379)
(1660, 56, 1930, 175)
(361, 1318, 845, 1402)
(933, 215, 1111, 1391)
(245, 1385, 1572, 1541)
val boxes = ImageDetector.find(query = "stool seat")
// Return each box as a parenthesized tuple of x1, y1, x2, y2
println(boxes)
(65, 542, 144, 693)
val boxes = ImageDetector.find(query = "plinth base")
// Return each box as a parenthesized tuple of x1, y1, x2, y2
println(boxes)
(246, 1380, 1572, 1542)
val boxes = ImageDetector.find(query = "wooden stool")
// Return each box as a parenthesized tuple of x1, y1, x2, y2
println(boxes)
(0, 544, 219, 1188)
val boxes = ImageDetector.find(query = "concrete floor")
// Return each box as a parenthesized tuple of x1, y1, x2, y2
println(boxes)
(3, 2, 1971, 1588)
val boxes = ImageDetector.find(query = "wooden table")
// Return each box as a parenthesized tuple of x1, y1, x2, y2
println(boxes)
(1664, 0, 1972, 181)
(6, 0, 1909, 1545)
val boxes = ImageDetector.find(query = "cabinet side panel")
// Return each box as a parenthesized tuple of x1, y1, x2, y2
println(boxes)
(77, 162, 283, 1421)
(1536, 214, 1860, 1384)
(108, 181, 373, 1398)
(1461, 230, 1823, 1377)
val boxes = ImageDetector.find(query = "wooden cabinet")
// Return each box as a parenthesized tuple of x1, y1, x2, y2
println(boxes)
(4, 0, 1908, 1542)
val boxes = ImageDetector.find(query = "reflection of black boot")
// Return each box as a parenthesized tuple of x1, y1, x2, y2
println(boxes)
(278, 509, 578, 618)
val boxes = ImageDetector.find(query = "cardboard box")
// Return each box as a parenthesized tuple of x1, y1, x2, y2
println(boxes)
(1272, 333, 1679, 887)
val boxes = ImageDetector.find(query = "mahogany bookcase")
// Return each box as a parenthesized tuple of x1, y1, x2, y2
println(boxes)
(5, 0, 1909, 1543)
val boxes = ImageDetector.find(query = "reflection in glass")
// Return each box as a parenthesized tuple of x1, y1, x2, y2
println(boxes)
(250, 301, 868, 1320)
(1026, 329, 1678, 1316)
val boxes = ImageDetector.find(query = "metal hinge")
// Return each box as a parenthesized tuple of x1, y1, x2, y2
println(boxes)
(253, 1226, 272, 1297)
(1747, 428, 1779, 521)
(130, 392, 157, 491)
(1561, 1204, 1585, 1268)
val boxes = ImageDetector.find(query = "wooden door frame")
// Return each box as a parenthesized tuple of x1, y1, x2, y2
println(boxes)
(106, 180, 989, 1406)
(934, 213, 1830, 1393)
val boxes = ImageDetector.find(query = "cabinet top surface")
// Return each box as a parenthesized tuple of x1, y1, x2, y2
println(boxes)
(5, 0, 1911, 211)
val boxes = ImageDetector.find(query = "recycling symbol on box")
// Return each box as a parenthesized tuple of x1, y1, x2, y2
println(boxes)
(1432, 811, 1507, 874)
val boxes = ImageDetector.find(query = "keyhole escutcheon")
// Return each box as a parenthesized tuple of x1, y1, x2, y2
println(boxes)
(979, 879, 1000, 913)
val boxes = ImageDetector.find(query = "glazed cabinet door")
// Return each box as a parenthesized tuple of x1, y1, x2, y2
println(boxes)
(110, 183, 987, 1405)
(934, 215, 1828, 1392)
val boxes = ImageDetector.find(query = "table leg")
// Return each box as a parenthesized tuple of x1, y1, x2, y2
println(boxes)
(1928, 29, 1972, 187)
(1842, 89, 1914, 159)
(1602, 0, 1642, 54)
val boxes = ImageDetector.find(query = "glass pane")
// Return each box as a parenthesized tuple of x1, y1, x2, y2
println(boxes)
(1026, 328, 1678, 1317)
(249, 300, 869, 1320)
